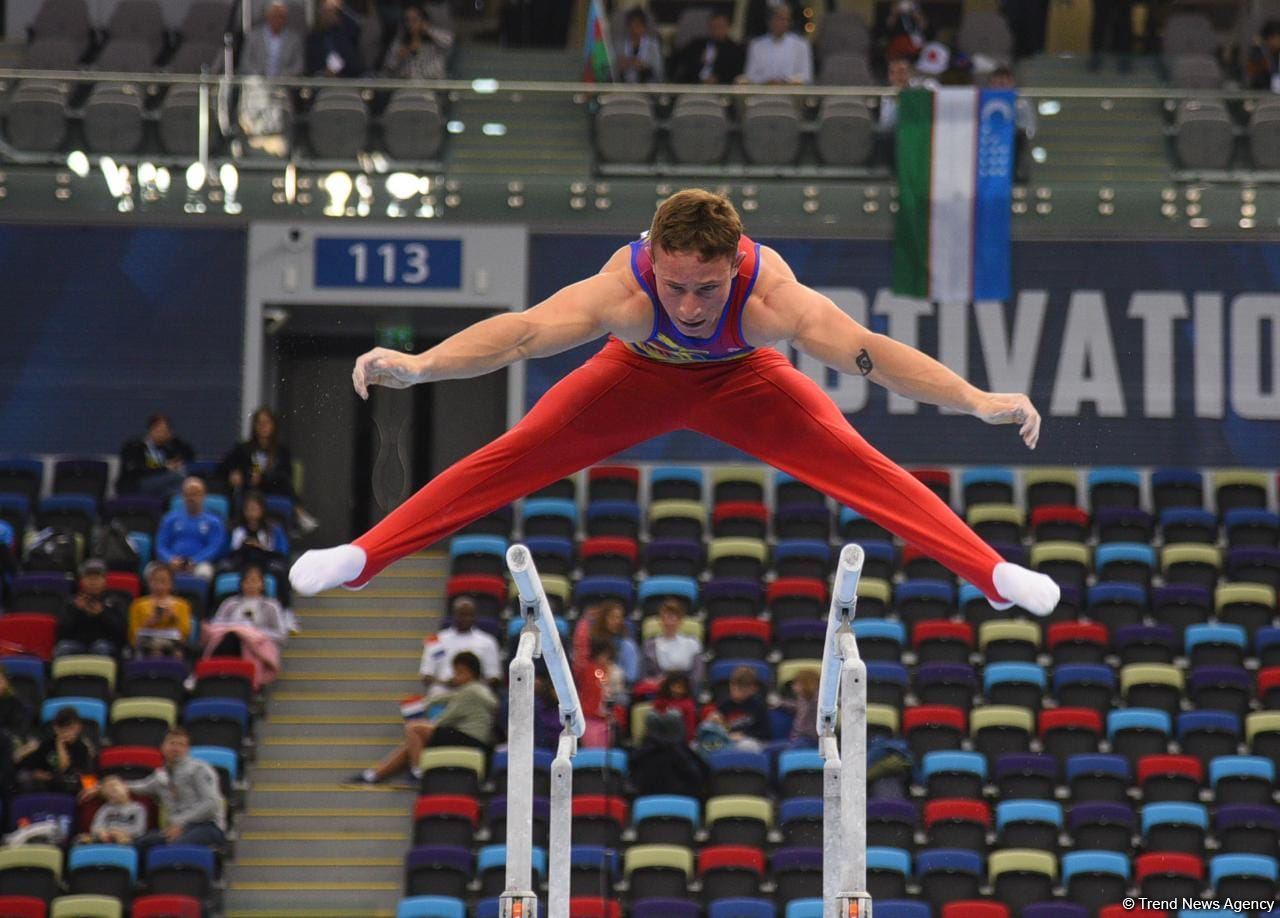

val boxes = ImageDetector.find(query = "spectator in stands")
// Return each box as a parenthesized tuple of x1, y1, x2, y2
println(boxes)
(672, 12, 745, 86)
(307, 0, 366, 77)
(882, 0, 930, 62)
(615, 8, 664, 84)
(203, 565, 287, 689)
(575, 637, 618, 747)
(17, 707, 93, 795)
(744, 0, 804, 39)
(572, 598, 638, 688)
(110, 727, 226, 857)
(651, 672, 697, 741)
(742, 5, 813, 85)
(1089, 0, 1134, 72)
(77, 775, 147, 846)
(225, 491, 293, 623)
(128, 562, 193, 659)
(783, 668, 819, 747)
(241, 1, 305, 77)
(531, 670, 563, 750)
(156, 477, 226, 582)
(640, 599, 705, 689)
(220, 406, 317, 535)
(878, 54, 913, 132)
(118, 413, 194, 498)
(867, 737, 913, 800)
(382, 3, 453, 80)
(699, 665, 772, 753)
(350, 651, 498, 784)
(420, 596, 501, 698)
(1247, 20, 1280, 91)
(55, 559, 127, 659)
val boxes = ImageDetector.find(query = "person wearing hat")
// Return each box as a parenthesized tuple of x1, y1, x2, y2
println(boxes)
(55, 560, 128, 659)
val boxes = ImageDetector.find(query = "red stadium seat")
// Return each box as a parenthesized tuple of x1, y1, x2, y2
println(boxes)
(0, 896, 46, 918)
(942, 903, 1008, 918)
(0, 615, 57, 661)
(568, 899, 621, 918)
(130, 895, 203, 918)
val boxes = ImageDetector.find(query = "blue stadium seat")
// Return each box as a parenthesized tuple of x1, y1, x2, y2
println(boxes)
(1225, 509, 1280, 547)
(650, 466, 703, 490)
(573, 749, 627, 778)
(1209, 853, 1278, 897)
(1186, 623, 1247, 667)
(0, 656, 46, 698)
(1151, 468, 1204, 511)
(633, 901, 699, 918)
(961, 468, 1015, 506)
(41, 697, 106, 733)
(476, 845, 547, 881)
(915, 849, 983, 906)
(1087, 467, 1141, 508)
(1062, 850, 1131, 910)
(996, 799, 1063, 850)
(1209, 756, 1275, 806)
(875, 903, 931, 918)
(709, 660, 771, 697)
(852, 620, 906, 656)
(784, 903, 824, 918)
(867, 846, 912, 899)
(447, 535, 507, 575)
(145, 844, 216, 901)
(1095, 544, 1156, 586)
(67, 843, 137, 900)
(586, 500, 641, 537)
(773, 540, 831, 578)
(521, 536, 573, 571)
(572, 576, 633, 609)
(1188, 668, 1251, 718)
(396, 897, 466, 918)
(1142, 801, 1209, 845)
(1107, 708, 1172, 760)
(867, 662, 909, 709)
(708, 900, 775, 918)
(708, 750, 770, 797)
(521, 498, 577, 539)
(190, 745, 239, 784)
(984, 663, 1046, 704)
(778, 797, 822, 846)
(632, 795, 701, 846)
(777, 750, 824, 797)
(921, 750, 987, 799)
(893, 580, 954, 623)
(993, 753, 1057, 801)
(1052, 664, 1116, 710)
(1065, 754, 1131, 801)
(637, 576, 698, 612)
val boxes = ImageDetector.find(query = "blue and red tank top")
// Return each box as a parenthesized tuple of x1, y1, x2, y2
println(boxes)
(621, 233, 761, 364)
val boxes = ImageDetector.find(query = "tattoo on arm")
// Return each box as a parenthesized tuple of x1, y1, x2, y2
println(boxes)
(855, 348, 874, 376)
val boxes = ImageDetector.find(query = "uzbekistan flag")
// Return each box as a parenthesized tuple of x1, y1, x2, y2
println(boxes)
(583, 0, 615, 83)
(892, 87, 1016, 303)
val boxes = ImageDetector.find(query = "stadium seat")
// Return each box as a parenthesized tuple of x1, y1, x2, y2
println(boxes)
(447, 535, 507, 576)
(1115, 623, 1178, 665)
(11, 574, 70, 616)
(917, 849, 983, 909)
(1038, 708, 1103, 762)
(865, 800, 915, 851)
(48, 897, 121, 918)
(650, 468, 703, 503)
(446, 574, 506, 619)
(586, 500, 640, 539)
(993, 753, 1056, 801)
(632, 900, 698, 918)
(984, 663, 1046, 712)
(914, 663, 977, 711)
(1061, 850, 1130, 913)
(594, 94, 655, 163)
(1070, 802, 1136, 852)
(989, 849, 1056, 912)
(419, 747, 486, 797)
(996, 800, 1062, 851)
(1138, 754, 1203, 804)
(1030, 505, 1088, 543)
(772, 540, 832, 580)
(922, 751, 986, 800)
(894, 580, 953, 628)
(905, 706, 967, 760)
(776, 751, 823, 800)
(698, 845, 766, 902)
(1051, 665, 1115, 714)
(708, 899, 774, 918)
(460, 504, 513, 537)
(1214, 470, 1269, 514)
(978, 620, 1039, 664)
(10, 792, 75, 834)
(0, 845, 63, 903)
(412, 796, 479, 847)
(624, 844, 693, 902)
(1226, 508, 1280, 548)
(637, 576, 698, 617)
(1188, 668, 1251, 718)
(1159, 508, 1217, 545)
(49, 656, 115, 702)
(961, 469, 1014, 507)
(923, 802, 989, 854)
(1215, 804, 1280, 856)
(1067, 754, 1131, 804)
(404, 847, 470, 899)
(41, 697, 106, 738)
(578, 536, 636, 579)
(1218, 583, 1276, 633)
(520, 536, 572, 577)
(1088, 468, 1141, 510)
(633, 795, 699, 848)
(865, 846, 911, 900)
(774, 506, 831, 544)
(971, 706, 1035, 761)
(1109, 708, 1173, 764)
(707, 750, 770, 798)
(708, 538, 768, 581)
(570, 797, 626, 849)
(1142, 801, 1208, 855)
(0, 897, 47, 918)
(1121, 664, 1184, 717)
(1228, 546, 1280, 589)
(108, 697, 176, 748)
(766, 578, 826, 625)
(1135, 852, 1203, 901)
(485, 795, 548, 846)
(648, 500, 707, 543)
(1210, 756, 1274, 807)
(143, 845, 214, 901)
(118, 659, 186, 705)
(1161, 544, 1222, 591)
(839, 507, 891, 543)
(65, 845, 136, 902)
(129, 895, 201, 918)
(967, 504, 1023, 544)
(1046, 622, 1108, 666)
(912, 621, 972, 666)
(395, 897, 466, 918)
(1209, 853, 1277, 901)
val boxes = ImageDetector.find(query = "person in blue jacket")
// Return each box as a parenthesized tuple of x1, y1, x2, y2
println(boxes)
(156, 477, 226, 581)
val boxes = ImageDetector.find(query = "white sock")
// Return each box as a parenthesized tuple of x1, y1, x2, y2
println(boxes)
(990, 562, 1061, 617)
(361, 769, 378, 783)
(289, 544, 368, 597)
(410, 766, 423, 780)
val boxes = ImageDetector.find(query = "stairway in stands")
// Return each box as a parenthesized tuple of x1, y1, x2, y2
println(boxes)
(223, 551, 447, 918)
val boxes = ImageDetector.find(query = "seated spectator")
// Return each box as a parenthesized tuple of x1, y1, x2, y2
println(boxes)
(202, 565, 287, 689)
(742, 5, 812, 85)
(672, 11, 744, 85)
(225, 491, 293, 620)
(117, 413, 193, 498)
(307, 0, 366, 76)
(382, 3, 453, 80)
(867, 737, 913, 800)
(55, 559, 127, 659)
(632, 679, 709, 798)
(241, 1, 305, 77)
(615, 8, 664, 84)
(101, 727, 226, 858)
(882, 0, 930, 62)
(0, 667, 33, 745)
(219, 406, 317, 535)
(574, 637, 618, 748)
(572, 599, 638, 689)
(17, 708, 94, 795)
(350, 651, 498, 785)
(128, 563, 193, 659)
(782, 668, 819, 747)
(156, 477, 226, 582)
(1247, 19, 1280, 91)
(640, 599, 705, 689)
(420, 596, 501, 698)
(878, 54, 914, 132)
(76, 775, 148, 845)
(698, 665, 772, 754)
(650, 672, 697, 742)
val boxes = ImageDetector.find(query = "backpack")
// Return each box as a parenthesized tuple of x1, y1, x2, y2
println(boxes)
(23, 528, 79, 574)
(96, 520, 141, 573)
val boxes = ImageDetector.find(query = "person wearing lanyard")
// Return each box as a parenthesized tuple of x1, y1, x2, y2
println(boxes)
(673, 11, 744, 85)
(1247, 20, 1280, 92)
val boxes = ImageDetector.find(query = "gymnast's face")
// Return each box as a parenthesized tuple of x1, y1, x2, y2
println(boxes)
(650, 246, 741, 338)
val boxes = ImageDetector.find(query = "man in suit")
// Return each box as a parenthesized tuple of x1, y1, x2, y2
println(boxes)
(306, 0, 365, 77)
(241, 1, 305, 77)
(672, 11, 745, 85)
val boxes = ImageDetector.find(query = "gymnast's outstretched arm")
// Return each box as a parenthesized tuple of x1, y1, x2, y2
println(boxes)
(351, 248, 647, 398)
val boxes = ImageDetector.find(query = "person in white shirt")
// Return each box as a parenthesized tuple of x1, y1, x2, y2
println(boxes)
(419, 596, 501, 698)
(640, 599, 705, 690)
(241, 1, 305, 78)
(742, 5, 813, 85)
(615, 8, 665, 84)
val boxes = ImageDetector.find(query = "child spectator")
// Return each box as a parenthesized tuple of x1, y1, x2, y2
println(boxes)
(574, 637, 618, 748)
(77, 775, 147, 845)
(650, 672, 697, 742)
(55, 559, 127, 658)
(203, 565, 287, 689)
(219, 406, 318, 534)
(17, 708, 94, 795)
(573, 599, 638, 688)
(225, 491, 294, 626)
(128, 563, 193, 659)
(640, 599, 704, 689)
(784, 668, 820, 747)
(419, 596, 502, 699)
(700, 665, 772, 753)
(156, 477, 225, 582)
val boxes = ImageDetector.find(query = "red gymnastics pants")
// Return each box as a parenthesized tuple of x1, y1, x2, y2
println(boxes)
(349, 338, 1008, 600)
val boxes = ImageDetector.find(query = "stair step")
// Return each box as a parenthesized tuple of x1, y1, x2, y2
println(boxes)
(284, 616, 435, 633)
(246, 788, 411, 810)
(256, 721, 406, 739)
(230, 863, 403, 885)
(276, 649, 421, 661)
(234, 837, 410, 859)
